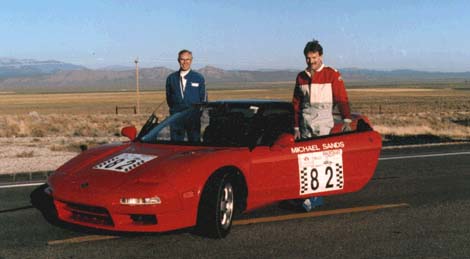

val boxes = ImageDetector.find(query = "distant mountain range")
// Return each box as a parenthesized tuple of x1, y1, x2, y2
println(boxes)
(0, 58, 85, 79)
(1, 58, 470, 92)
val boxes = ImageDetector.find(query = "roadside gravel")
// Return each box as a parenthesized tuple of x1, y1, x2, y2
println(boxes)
(0, 137, 126, 174)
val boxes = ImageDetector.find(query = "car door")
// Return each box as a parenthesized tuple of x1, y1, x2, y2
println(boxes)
(250, 128, 382, 209)
(248, 108, 300, 206)
(249, 144, 299, 204)
(289, 130, 382, 198)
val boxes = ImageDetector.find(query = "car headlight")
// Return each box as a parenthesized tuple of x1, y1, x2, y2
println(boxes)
(120, 196, 161, 205)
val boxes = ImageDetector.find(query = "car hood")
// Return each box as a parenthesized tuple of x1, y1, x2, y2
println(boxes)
(49, 142, 230, 197)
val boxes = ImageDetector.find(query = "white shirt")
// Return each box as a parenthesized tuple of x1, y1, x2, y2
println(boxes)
(180, 69, 190, 96)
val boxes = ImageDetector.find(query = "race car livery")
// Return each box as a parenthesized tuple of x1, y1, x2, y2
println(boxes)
(32, 99, 382, 239)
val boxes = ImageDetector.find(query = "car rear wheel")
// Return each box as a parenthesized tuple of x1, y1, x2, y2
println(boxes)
(196, 172, 235, 239)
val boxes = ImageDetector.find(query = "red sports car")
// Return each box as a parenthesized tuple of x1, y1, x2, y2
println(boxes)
(32, 100, 382, 238)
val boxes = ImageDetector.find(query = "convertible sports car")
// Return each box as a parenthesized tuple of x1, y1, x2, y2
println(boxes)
(32, 99, 382, 238)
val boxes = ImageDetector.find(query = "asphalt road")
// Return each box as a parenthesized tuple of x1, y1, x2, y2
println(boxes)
(1, 144, 469, 258)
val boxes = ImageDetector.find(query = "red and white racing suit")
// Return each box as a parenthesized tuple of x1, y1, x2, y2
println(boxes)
(292, 64, 351, 138)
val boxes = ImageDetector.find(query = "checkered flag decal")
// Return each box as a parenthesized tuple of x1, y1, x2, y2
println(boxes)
(93, 153, 156, 173)
(336, 163, 344, 188)
(300, 167, 309, 194)
(121, 159, 145, 172)
(95, 157, 124, 170)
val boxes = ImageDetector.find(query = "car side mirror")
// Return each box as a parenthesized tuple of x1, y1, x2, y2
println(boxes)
(121, 126, 137, 141)
(271, 133, 294, 150)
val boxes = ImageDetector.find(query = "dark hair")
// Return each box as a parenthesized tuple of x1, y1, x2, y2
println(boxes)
(303, 40, 323, 56)
(178, 49, 192, 58)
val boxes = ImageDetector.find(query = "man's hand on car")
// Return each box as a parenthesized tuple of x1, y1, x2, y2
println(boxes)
(342, 118, 352, 132)
(294, 128, 301, 139)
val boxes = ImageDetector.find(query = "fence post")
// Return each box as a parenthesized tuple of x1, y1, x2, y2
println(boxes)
(115, 106, 137, 115)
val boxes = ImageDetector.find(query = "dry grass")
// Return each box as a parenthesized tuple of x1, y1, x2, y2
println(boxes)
(346, 88, 470, 139)
(0, 87, 469, 142)
(15, 151, 34, 158)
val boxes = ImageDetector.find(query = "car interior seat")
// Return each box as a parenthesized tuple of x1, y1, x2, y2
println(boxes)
(203, 112, 247, 145)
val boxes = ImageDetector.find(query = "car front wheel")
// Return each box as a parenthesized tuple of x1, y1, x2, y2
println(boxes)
(196, 172, 235, 238)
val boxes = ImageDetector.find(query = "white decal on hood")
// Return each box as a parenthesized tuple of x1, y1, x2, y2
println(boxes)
(93, 153, 157, 173)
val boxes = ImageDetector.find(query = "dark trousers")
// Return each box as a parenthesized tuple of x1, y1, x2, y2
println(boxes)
(170, 111, 201, 142)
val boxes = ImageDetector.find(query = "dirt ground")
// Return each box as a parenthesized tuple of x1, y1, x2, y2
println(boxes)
(0, 136, 125, 175)
(1, 88, 468, 174)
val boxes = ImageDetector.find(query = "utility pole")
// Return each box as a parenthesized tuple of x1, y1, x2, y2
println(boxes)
(135, 58, 140, 114)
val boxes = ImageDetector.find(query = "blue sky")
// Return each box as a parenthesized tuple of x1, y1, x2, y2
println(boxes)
(1, 0, 470, 72)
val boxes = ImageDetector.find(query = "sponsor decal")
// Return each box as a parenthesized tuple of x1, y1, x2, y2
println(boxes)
(93, 153, 157, 173)
(322, 141, 345, 150)
(291, 145, 321, 154)
(291, 141, 345, 154)
(298, 149, 344, 195)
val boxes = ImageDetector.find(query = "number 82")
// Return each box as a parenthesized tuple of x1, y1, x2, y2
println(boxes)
(310, 166, 334, 190)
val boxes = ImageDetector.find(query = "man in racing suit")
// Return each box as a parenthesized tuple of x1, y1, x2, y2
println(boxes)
(292, 39, 352, 211)
(166, 49, 207, 142)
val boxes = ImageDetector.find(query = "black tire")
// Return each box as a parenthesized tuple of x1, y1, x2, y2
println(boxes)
(196, 172, 235, 239)
(30, 184, 59, 224)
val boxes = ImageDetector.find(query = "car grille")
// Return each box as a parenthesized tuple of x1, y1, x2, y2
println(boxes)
(62, 201, 114, 226)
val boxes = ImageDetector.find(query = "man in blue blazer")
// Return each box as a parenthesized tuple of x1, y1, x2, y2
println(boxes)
(165, 49, 207, 142)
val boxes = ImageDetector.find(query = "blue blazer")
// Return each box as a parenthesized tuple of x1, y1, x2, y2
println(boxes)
(165, 70, 207, 114)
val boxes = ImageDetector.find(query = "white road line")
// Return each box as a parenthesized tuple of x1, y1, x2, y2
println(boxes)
(380, 151, 470, 161)
(382, 142, 469, 150)
(0, 182, 44, 189)
(1, 152, 469, 188)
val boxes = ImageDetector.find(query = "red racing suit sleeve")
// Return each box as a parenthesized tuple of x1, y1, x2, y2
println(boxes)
(331, 70, 351, 120)
(292, 75, 302, 128)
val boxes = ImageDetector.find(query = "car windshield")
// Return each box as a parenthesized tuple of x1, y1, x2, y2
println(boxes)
(138, 102, 294, 147)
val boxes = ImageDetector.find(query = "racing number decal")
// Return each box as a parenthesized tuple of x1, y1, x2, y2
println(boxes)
(93, 153, 157, 173)
(298, 149, 344, 195)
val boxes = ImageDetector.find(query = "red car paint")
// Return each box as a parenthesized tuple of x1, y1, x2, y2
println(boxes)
(45, 100, 382, 233)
